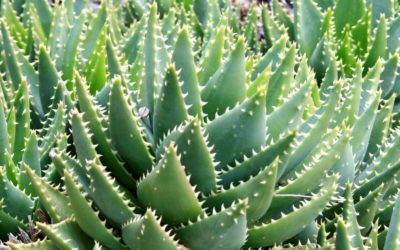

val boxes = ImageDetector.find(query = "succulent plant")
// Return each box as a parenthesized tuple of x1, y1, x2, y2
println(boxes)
(0, 0, 398, 249)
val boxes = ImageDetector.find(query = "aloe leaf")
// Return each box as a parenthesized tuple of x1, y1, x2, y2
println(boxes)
(364, 15, 387, 72)
(381, 53, 399, 98)
(64, 170, 127, 249)
(0, 98, 9, 166)
(334, 0, 366, 37)
(294, 0, 323, 58)
(141, 4, 170, 117)
(365, 96, 394, 161)
(334, 218, 352, 250)
(272, 131, 350, 212)
(122, 210, 179, 250)
(23, 164, 72, 223)
(246, 175, 338, 247)
(267, 45, 296, 113)
(109, 77, 154, 177)
(206, 158, 277, 224)
(198, 24, 225, 85)
(38, 46, 59, 115)
(0, 20, 22, 91)
(355, 185, 383, 234)
(158, 118, 217, 195)
(201, 37, 246, 120)
(251, 35, 287, 81)
(271, 0, 295, 41)
(172, 27, 202, 117)
(219, 131, 296, 188)
(81, 2, 107, 61)
(384, 194, 400, 250)
(387, 15, 400, 54)
(27, 0, 52, 37)
(85, 159, 136, 227)
(0, 171, 34, 223)
(206, 89, 266, 170)
(367, 0, 394, 25)
(153, 65, 189, 144)
(137, 144, 203, 225)
(266, 82, 310, 143)
(350, 92, 380, 163)
(37, 218, 94, 250)
(8, 240, 58, 250)
(74, 74, 136, 190)
(282, 82, 341, 177)
(62, 13, 85, 86)
(12, 81, 30, 164)
(351, 5, 372, 57)
(176, 200, 247, 250)
(261, 5, 285, 50)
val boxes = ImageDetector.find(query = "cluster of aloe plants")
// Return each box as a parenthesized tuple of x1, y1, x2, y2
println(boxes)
(0, 0, 399, 249)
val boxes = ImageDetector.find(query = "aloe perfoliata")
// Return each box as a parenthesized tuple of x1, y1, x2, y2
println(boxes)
(0, 0, 399, 249)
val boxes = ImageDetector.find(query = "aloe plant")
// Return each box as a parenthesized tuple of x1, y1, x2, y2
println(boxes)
(0, 0, 399, 249)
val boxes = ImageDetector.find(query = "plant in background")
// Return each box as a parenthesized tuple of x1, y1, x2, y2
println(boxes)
(0, 0, 398, 249)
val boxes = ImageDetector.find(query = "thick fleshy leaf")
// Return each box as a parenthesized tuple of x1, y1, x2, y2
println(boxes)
(246, 175, 338, 247)
(172, 27, 202, 117)
(137, 144, 203, 225)
(176, 200, 247, 250)
(201, 37, 246, 120)
(205, 158, 278, 223)
(206, 89, 266, 170)
(64, 170, 127, 249)
(109, 77, 154, 177)
(122, 210, 179, 250)
(153, 65, 189, 144)
(37, 218, 94, 250)
(294, 0, 323, 57)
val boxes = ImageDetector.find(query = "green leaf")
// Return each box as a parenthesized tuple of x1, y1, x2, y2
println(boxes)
(246, 175, 338, 247)
(206, 89, 266, 170)
(272, 131, 350, 212)
(122, 210, 179, 250)
(384, 194, 400, 250)
(0, 98, 9, 165)
(0, 172, 34, 223)
(86, 159, 136, 227)
(282, 82, 342, 177)
(37, 218, 94, 250)
(294, 0, 323, 58)
(23, 164, 72, 223)
(81, 2, 107, 61)
(8, 240, 58, 250)
(172, 27, 202, 117)
(201, 37, 246, 120)
(153, 65, 189, 144)
(334, 0, 366, 37)
(109, 77, 154, 177)
(334, 218, 352, 250)
(251, 35, 287, 81)
(364, 15, 387, 72)
(266, 82, 310, 143)
(141, 4, 170, 117)
(176, 200, 247, 250)
(39, 46, 59, 115)
(157, 118, 217, 195)
(205, 158, 278, 223)
(137, 144, 203, 225)
(74, 74, 136, 190)
(219, 131, 296, 188)
(12, 81, 30, 164)
(198, 24, 226, 85)
(64, 170, 127, 249)
(266, 45, 296, 113)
